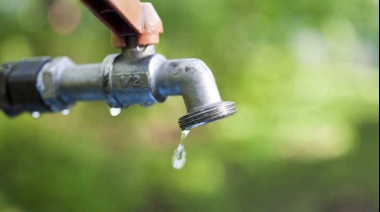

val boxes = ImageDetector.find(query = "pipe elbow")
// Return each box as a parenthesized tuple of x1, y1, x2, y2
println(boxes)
(155, 59, 236, 130)
(155, 59, 222, 112)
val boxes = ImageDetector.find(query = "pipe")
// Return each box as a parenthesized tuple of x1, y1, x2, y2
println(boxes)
(0, 46, 236, 130)
(154, 59, 236, 130)
(60, 64, 105, 102)
(155, 59, 222, 112)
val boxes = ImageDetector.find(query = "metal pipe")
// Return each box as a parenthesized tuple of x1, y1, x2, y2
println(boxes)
(155, 59, 223, 112)
(0, 46, 236, 130)
(154, 59, 236, 130)
(60, 64, 104, 102)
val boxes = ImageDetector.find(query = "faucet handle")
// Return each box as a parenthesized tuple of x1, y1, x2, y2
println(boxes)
(81, 0, 163, 47)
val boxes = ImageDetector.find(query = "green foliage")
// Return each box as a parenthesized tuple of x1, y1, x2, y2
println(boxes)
(0, 0, 378, 211)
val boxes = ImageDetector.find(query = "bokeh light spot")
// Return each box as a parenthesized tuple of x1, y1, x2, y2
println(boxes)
(17, 0, 47, 32)
(48, 0, 81, 35)
(276, 124, 354, 160)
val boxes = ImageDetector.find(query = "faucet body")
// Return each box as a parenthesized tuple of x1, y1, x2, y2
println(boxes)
(0, 45, 236, 130)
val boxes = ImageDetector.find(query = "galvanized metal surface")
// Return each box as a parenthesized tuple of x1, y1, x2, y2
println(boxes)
(37, 57, 76, 112)
(0, 46, 236, 129)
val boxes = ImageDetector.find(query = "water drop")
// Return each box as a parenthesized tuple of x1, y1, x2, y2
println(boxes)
(109, 107, 121, 117)
(172, 144, 186, 170)
(31, 112, 41, 119)
(62, 109, 70, 116)
(137, 45, 147, 52)
(172, 130, 190, 170)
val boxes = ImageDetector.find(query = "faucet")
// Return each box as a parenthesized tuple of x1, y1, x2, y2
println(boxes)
(0, 0, 236, 131)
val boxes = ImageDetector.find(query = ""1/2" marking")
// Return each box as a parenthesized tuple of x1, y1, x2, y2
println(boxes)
(120, 74, 145, 88)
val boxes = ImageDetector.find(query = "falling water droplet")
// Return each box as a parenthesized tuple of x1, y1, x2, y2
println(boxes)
(109, 107, 121, 117)
(172, 144, 186, 170)
(172, 130, 190, 170)
(62, 109, 70, 116)
(31, 112, 41, 119)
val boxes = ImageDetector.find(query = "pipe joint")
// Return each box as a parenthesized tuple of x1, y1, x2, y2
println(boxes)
(155, 59, 236, 130)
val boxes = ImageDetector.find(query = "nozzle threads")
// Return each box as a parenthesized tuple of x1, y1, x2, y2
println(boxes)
(179, 101, 237, 130)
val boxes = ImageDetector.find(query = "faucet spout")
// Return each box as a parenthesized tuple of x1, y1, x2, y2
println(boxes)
(154, 59, 237, 130)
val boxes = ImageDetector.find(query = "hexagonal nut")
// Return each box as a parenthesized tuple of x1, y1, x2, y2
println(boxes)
(39, 57, 76, 111)
(41, 70, 55, 98)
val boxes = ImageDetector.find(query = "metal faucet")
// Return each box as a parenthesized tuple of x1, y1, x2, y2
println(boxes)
(0, 0, 236, 130)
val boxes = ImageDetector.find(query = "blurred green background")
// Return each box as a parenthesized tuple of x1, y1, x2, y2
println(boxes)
(0, 0, 379, 211)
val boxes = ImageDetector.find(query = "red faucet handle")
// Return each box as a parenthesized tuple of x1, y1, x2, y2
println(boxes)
(81, 0, 163, 47)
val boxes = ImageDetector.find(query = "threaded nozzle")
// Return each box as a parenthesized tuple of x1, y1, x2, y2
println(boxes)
(179, 101, 237, 130)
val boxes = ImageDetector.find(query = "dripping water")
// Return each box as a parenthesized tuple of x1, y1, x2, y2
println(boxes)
(62, 109, 70, 116)
(109, 107, 121, 117)
(172, 130, 190, 170)
(31, 112, 41, 119)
